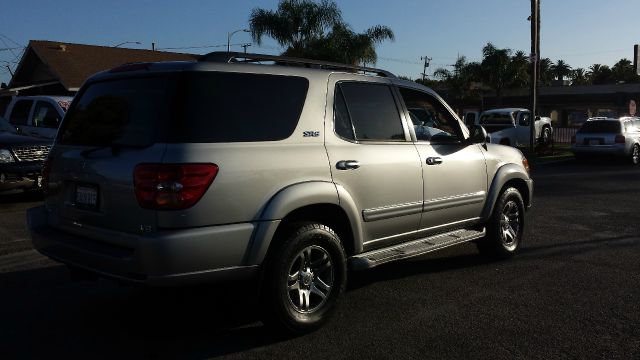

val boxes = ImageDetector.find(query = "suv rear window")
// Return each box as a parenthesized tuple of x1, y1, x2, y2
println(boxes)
(59, 72, 309, 146)
(578, 121, 621, 134)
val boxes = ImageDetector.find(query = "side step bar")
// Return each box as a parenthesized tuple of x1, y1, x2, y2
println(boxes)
(349, 228, 486, 271)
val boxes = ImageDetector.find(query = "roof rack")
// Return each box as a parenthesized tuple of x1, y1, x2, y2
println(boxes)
(198, 51, 396, 78)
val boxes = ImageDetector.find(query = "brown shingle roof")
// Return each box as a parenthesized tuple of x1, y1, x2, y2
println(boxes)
(12, 40, 198, 90)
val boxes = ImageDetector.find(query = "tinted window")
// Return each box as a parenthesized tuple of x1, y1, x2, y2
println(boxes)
(9, 100, 32, 126)
(519, 112, 531, 126)
(59, 77, 169, 146)
(334, 86, 355, 140)
(173, 72, 308, 142)
(398, 87, 462, 143)
(578, 121, 621, 134)
(480, 112, 514, 125)
(33, 101, 62, 128)
(339, 82, 404, 141)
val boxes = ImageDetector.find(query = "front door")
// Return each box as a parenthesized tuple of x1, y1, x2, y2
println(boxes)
(324, 75, 424, 250)
(397, 86, 487, 233)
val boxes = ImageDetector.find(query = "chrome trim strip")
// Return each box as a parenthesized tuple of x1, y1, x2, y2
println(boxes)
(423, 191, 486, 212)
(362, 201, 423, 222)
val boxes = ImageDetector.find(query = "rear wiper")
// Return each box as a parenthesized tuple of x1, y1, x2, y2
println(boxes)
(80, 142, 151, 158)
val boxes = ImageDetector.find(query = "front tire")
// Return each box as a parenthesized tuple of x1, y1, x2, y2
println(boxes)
(477, 187, 525, 259)
(261, 223, 347, 334)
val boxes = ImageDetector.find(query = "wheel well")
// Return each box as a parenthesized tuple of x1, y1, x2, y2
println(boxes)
(271, 204, 355, 257)
(503, 178, 530, 208)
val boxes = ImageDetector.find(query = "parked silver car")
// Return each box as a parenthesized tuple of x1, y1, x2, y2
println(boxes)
(27, 53, 533, 334)
(571, 117, 640, 164)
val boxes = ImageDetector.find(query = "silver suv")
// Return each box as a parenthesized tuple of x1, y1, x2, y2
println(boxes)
(571, 117, 640, 164)
(28, 53, 533, 334)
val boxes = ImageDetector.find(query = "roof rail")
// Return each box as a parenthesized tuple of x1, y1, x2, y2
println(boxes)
(198, 51, 396, 78)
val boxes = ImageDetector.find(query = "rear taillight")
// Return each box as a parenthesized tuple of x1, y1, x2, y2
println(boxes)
(134, 163, 218, 210)
(42, 157, 53, 194)
(615, 135, 625, 144)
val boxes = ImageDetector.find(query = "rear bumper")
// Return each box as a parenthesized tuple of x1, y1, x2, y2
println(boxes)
(27, 206, 261, 286)
(571, 144, 628, 156)
(0, 161, 42, 193)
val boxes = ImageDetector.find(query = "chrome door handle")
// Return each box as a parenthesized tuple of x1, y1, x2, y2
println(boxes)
(426, 157, 443, 165)
(336, 160, 360, 170)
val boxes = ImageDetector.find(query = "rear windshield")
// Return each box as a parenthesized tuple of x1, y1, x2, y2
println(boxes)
(58, 72, 309, 145)
(578, 121, 621, 134)
(480, 113, 514, 125)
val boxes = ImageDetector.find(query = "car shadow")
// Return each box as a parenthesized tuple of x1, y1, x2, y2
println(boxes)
(1, 232, 637, 359)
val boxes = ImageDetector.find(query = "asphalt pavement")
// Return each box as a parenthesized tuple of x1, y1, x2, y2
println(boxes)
(0, 160, 639, 359)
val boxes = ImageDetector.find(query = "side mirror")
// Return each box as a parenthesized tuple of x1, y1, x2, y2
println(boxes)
(468, 124, 488, 144)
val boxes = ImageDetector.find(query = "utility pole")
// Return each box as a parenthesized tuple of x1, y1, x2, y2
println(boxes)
(420, 56, 432, 82)
(241, 43, 252, 54)
(529, 0, 540, 155)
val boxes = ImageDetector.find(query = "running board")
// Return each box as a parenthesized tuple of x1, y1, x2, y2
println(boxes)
(349, 228, 486, 271)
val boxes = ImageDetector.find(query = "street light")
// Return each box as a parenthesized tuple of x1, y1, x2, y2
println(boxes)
(227, 29, 250, 52)
(113, 41, 142, 48)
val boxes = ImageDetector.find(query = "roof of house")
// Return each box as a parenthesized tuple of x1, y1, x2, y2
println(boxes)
(8, 40, 199, 91)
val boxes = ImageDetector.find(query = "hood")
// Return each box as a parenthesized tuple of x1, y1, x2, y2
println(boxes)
(0, 132, 52, 146)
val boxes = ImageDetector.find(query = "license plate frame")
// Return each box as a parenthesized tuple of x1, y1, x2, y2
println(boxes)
(75, 184, 99, 210)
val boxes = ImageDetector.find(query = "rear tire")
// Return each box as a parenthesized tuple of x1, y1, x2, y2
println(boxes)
(261, 222, 347, 334)
(540, 126, 551, 145)
(477, 187, 524, 259)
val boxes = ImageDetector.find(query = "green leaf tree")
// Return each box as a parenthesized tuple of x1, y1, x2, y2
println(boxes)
(249, 0, 394, 65)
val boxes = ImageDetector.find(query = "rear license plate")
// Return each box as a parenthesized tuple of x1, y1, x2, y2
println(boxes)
(75, 184, 99, 209)
(589, 139, 600, 145)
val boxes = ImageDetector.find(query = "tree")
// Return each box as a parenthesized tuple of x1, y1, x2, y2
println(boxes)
(433, 55, 481, 104)
(570, 68, 589, 86)
(480, 43, 513, 106)
(550, 59, 572, 81)
(249, 0, 394, 65)
(611, 58, 640, 83)
(306, 23, 394, 65)
(509, 50, 530, 88)
(538, 58, 554, 86)
(588, 64, 613, 85)
(249, 0, 341, 57)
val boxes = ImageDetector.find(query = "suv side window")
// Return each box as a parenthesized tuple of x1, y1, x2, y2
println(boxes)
(9, 100, 33, 126)
(33, 101, 62, 128)
(337, 82, 405, 141)
(398, 87, 463, 143)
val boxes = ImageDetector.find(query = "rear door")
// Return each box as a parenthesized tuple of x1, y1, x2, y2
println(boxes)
(47, 76, 171, 235)
(324, 75, 423, 251)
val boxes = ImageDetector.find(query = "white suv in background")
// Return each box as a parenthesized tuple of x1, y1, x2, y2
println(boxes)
(3, 96, 73, 139)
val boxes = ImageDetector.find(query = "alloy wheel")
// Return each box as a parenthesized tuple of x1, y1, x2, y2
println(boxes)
(286, 245, 334, 313)
(500, 200, 521, 251)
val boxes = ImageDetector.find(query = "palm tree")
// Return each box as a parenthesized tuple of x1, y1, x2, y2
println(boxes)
(550, 59, 572, 81)
(306, 23, 394, 65)
(249, 0, 393, 65)
(509, 50, 530, 88)
(570, 68, 589, 85)
(480, 43, 513, 105)
(611, 58, 640, 83)
(249, 0, 341, 57)
(538, 58, 554, 85)
(587, 64, 613, 84)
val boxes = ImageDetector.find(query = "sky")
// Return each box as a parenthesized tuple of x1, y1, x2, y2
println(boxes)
(1, 0, 639, 86)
